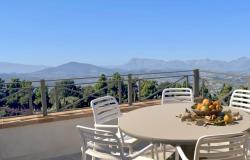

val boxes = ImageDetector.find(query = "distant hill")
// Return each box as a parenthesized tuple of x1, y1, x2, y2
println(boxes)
(0, 57, 250, 81)
(29, 62, 116, 79)
(118, 57, 250, 74)
(0, 62, 48, 73)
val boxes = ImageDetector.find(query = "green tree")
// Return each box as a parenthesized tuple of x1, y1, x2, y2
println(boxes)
(0, 78, 6, 106)
(108, 72, 125, 99)
(158, 81, 171, 90)
(56, 80, 80, 98)
(6, 78, 21, 109)
(49, 80, 81, 108)
(216, 83, 233, 104)
(200, 84, 218, 100)
(82, 85, 96, 106)
(59, 96, 80, 109)
(218, 84, 233, 99)
(18, 80, 32, 108)
(182, 80, 191, 88)
(94, 74, 108, 96)
(140, 80, 158, 98)
(174, 82, 182, 88)
(34, 86, 50, 110)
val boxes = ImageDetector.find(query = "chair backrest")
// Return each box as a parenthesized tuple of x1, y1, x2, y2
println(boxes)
(91, 96, 121, 125)
(194, 132, 247, 160)
(230, 89, 250, 113)
(161, 88, 194, 104)
(76, 125, 124, 159)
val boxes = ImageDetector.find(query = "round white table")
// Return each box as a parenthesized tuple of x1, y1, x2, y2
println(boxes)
(119, 103, 250, 159)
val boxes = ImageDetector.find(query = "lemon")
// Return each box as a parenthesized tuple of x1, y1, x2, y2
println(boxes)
(224, 114, 233, 124)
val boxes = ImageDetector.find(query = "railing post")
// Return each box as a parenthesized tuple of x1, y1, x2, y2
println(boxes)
(55, 85, 59, 112)
(28, 82, 33, 115)
(248, 77, 250, 90)
(128, 74, 133, 106)
(201, 79, 205, 98)
(138, 79, 141, 101)
(193, 69, 200, 97)
(40, 79, 47, 116)
(133, 87, 136, 102)
(118, 80, 122, 104)
(186, 76, 189, 88)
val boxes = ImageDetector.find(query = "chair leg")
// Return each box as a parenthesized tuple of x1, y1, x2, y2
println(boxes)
(175, 148, 179, 160)
(129, 145, 133, 154)
(81, 154, 86, 160)
(163, 144, 166, 160)
(154, 144, 159, 160)
(151, 147, 154, 159)
(81, 147, 86, 160)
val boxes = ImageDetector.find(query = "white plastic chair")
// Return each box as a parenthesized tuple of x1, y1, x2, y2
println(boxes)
(91, 96, 138, 154)
(76, 125, 154, 160)
(230, 89, 250, 113)
(175, 132, 248, 160)
(161, 88, 194, 104)
(229, 90, 250, 159)
(161, 88, 194, 159)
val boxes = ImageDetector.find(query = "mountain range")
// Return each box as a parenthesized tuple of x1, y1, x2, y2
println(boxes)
(0, 57, 250, 81)
(0, 62, 48, 73)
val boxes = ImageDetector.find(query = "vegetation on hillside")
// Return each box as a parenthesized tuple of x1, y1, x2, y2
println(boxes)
(0, 73, 241, 117)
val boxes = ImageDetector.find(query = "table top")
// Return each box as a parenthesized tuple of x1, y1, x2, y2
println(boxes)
(119, 103, 250, 145)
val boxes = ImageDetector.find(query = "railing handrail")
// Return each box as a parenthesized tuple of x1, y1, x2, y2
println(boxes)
(1, 70, 193, 84)
(200, 70, 249, 78)
(2, 69, 250, 119)
(0, 73, 193, 89)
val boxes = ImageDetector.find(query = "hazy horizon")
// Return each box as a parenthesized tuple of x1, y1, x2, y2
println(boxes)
(0, 56, 250, 67)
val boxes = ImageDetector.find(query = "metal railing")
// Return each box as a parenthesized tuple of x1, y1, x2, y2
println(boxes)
(3, 69, 250, 118)
(200, 70, 250, 106)
(0, 70, 198, 117)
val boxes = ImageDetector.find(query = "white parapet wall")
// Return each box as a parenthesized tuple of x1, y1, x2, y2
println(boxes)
(0, 116, 94, 160)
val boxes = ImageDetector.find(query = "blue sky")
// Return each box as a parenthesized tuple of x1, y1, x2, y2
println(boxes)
(0, 0, 250, 66)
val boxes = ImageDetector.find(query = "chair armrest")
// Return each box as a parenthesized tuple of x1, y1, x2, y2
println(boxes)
(176, 146, 189, 160)
(94, 124, 119, 129)
(128, 144, 153, 159)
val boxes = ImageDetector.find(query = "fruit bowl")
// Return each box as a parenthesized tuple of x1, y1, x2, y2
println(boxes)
(191, 99, 223, 116)
(191, 105, 222, 116)
(177, 99, 243, 126)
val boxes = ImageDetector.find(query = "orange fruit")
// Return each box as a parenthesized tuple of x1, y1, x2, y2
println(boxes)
(209, 105, 215, 110)
(201, 105, 209, 112)
(213, 100, 221, 107)
(202, 99, 210, 106)
(196, 103, 203, 110)
(216, 105, 221, 111)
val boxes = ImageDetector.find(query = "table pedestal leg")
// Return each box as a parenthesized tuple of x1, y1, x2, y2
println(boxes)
(179, 144, 195, 160)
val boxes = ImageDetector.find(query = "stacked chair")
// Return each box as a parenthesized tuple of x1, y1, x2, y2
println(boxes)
(76, 95, 154, 160)
(91, 96, 138, 154)
(76, 125, 153, 160)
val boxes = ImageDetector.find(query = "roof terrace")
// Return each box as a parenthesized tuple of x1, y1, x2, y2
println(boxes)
(0, 70, 250, 160)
